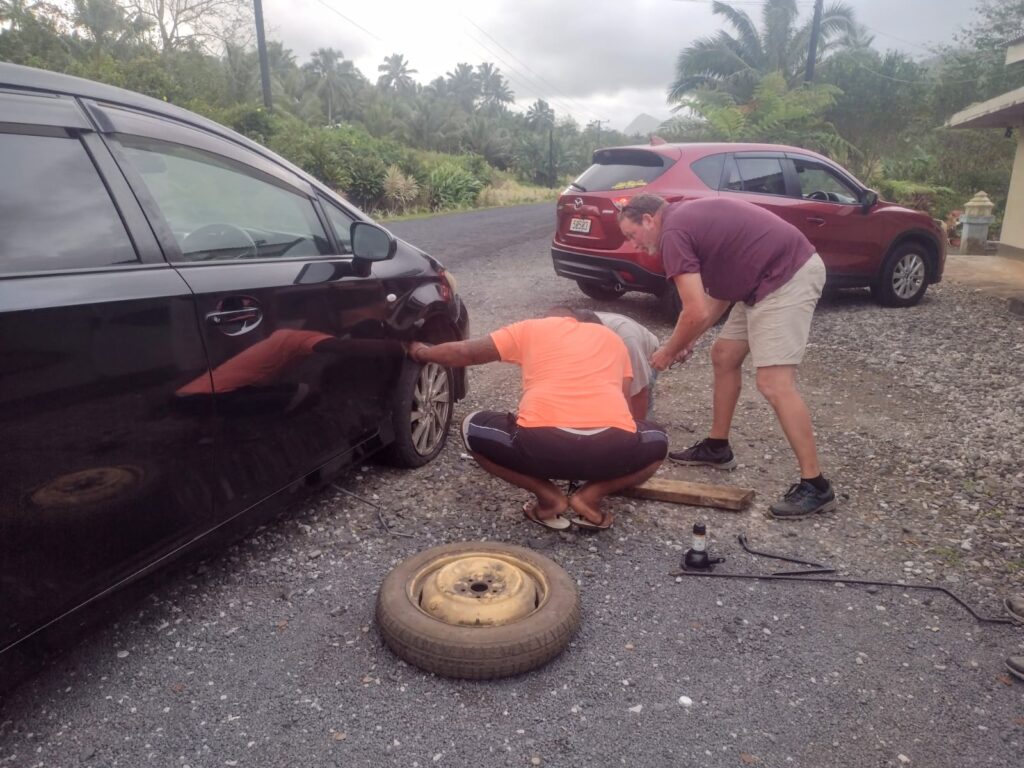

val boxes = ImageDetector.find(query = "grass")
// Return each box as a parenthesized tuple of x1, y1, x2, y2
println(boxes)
(376, 180, 559, 223)
(929, 546, 962, 566)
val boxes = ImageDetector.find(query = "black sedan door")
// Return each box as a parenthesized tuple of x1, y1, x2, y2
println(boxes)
(105, 120, 399, 520)
(0, 93, 216, 655)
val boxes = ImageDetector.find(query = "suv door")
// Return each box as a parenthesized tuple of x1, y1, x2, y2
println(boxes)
(98, 106, 398, 520)
(0, 92, 216, 654)
(785, 154, 877, 277)
(720, 152, 810, 226)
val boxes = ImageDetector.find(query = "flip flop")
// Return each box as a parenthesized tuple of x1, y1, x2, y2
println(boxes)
(570, 510, 614, 530)
(522, 501, 571, 531)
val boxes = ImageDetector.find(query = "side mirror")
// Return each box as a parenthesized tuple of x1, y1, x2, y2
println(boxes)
(351, 221, 397, 262)
(861, 189, 878, 214)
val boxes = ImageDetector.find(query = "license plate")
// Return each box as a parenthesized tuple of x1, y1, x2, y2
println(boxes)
(569, 217, 591, 234)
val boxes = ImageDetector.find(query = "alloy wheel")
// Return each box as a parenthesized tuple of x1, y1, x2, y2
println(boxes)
(410, 362, 451, 456)
(892, 251, 926, 300)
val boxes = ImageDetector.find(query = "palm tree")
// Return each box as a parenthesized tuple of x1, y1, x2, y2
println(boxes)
(445, 62, 480, 112)
(377, 53, 417, 93)
(71, 0, 148, 51)
(0, 0, 38, 30)
(668, 0, 856, 103)
(526, 99, 555, 130)
(477, 62, 514, 110)
(304, 47, 362, 125)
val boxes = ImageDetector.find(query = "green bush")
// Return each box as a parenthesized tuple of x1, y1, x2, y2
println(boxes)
(873, 178, 959, 219)
(345, 155, 387, 209)
(426, 162, 484, 210)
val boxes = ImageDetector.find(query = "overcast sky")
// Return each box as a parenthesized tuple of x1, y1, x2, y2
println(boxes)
(262, 0, 980, 131)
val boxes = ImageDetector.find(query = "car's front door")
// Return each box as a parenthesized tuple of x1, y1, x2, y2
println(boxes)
(105, 119, 397, 520)
(784, 155, 878, 277)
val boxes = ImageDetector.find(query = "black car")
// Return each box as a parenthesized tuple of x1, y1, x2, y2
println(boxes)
(0, 63, 469, 669)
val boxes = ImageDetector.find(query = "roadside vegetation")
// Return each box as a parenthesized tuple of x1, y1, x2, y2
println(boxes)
(1, 0, 1021, 227)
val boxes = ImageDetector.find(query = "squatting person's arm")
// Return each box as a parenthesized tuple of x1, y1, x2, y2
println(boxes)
(650, 273, 731, 371)
(407, 337, 501, 368)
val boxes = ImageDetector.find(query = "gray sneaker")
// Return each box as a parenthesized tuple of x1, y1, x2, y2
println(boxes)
(1005, 596, 1024, 624)
(1006, 656, 1024, 682)
(768, 480, 837, 520)
(668, 438, 737, 470)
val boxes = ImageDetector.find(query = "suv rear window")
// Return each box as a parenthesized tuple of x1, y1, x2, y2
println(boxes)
(572, 149, 674, 192)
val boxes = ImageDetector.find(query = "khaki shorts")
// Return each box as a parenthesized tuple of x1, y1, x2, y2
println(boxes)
(716, 253, 826, 367)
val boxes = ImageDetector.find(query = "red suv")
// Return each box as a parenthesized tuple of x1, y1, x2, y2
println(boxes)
(552, 142, 946, 317)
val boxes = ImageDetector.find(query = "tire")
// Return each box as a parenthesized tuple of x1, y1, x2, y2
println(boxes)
(871, 243, 930, 307)
(659, 282, 682, 321)
(576, 280, 623, 302)
(383, 359, 454, 468)
(376, 541, 581, 679)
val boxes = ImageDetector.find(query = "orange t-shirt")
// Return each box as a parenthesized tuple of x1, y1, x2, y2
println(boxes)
(490, 317, 635, 431)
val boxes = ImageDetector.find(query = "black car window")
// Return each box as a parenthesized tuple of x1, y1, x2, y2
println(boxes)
(724, 156, 787, 196)
(572, 149, 674, 192)
(791, 158, 860, 204)
(690, 153, 725, 190)
(0, 131, 137, 274)
(117, 137, 332, 262)
(322, 200, 354, 254)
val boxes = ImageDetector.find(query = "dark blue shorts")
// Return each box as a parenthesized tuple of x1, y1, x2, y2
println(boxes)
(461, 410, 668, 481)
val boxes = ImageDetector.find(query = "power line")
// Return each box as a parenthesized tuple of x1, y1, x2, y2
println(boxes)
(462, 15, 609, 124)
(311, 0, 383, 43)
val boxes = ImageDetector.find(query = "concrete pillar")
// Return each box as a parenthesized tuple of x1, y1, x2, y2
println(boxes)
(999, 131, 1024, 252)
(959, 191, 996, 254)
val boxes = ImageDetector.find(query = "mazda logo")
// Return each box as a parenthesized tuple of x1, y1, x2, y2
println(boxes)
(574, 197, 584, 210)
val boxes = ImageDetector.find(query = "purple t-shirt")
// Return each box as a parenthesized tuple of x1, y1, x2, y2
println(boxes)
(660, 197, 815, 305)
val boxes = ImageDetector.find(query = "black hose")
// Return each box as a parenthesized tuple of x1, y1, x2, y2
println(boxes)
(669, 571, 1014, 625)
(670, 533, 1015, 625)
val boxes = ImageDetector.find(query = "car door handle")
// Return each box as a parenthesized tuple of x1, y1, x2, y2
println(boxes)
(206, 308, 261, 326)
(806, 217, 826, 227)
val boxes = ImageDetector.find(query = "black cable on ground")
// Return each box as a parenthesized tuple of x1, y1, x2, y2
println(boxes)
(671, 533, 1014, 626)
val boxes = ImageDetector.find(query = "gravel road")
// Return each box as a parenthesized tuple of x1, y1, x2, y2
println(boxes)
(1, 203, 1021, 768)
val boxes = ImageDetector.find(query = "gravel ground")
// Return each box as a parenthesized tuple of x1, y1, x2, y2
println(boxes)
(1, 204, 1021, 767)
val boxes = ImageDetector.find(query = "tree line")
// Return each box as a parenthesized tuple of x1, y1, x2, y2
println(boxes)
(2, 0, 1022, 224)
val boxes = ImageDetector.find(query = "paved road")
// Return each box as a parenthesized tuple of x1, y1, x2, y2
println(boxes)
(1, 204, 1021, 768)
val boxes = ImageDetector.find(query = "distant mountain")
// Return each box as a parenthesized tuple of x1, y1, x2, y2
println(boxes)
(623, 113, 666, 136)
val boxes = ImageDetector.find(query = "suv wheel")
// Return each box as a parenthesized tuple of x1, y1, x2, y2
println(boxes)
(576, 280, 623, 302)
(871, 243, 930, 307)
(384, 360, 454, 468)
(659, 282, 682, 321)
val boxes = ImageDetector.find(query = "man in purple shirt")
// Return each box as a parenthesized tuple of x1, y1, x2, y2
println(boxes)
(617, 194, 834, 519)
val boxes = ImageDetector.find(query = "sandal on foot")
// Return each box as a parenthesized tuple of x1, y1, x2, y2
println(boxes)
(523, 501, 571, 531)
(570, 511, 614, 530)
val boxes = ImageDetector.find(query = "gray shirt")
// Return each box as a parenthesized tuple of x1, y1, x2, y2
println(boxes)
(595, 312, 659, 396)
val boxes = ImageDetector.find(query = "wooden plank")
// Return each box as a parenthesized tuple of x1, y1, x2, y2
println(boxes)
(616, 477, 755, 511)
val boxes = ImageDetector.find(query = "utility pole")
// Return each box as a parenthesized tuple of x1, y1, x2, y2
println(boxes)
(591, 119, 609, 147)
(804, 0, 824, 83)
(548, 126, 555, 187)
(254, 0, 273, 110)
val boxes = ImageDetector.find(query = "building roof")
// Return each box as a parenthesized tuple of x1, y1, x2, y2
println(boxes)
(947, 83, 1024, 129)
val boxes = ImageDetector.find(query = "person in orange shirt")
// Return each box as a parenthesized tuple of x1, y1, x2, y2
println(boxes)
(407, 309, 668, 531)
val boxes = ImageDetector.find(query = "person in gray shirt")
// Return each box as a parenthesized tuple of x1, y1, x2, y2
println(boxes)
(572, 309, 660, 420)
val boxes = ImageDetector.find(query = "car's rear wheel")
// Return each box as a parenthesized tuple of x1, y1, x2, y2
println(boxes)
(871, 243, 930, 307)
(376, 541, 581, 679)
(576, 280, 623, 302)
(659, 282, 682, 321)
(384, 360, 453, 468)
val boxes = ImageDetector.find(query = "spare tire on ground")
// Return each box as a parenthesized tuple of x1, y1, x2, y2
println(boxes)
(376, 541, 581, 679)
